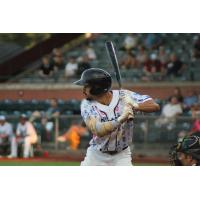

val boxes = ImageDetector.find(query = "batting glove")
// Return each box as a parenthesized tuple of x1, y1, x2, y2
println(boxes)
(117, 104, 134, 124)
(122, 94, 139, 109)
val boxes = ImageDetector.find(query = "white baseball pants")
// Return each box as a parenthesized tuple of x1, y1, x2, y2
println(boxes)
(11, 136, 37, 158)
(81, 146, 133, 166)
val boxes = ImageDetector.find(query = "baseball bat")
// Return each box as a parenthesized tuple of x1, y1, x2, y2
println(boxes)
(105, 41, 133, 120)
(105, 41, 122, 89)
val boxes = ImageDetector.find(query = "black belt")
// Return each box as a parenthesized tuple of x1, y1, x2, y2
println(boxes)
(101, 146, 128, 155)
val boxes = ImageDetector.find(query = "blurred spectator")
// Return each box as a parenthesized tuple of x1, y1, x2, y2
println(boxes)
(43, 98, 60, 141)
(8, 114, 38, 158)
(84, 45, 97, 61)
(165, 53, 184, 77)
(0, 116, 15, 157)
(30, 98, 60, 142)
(175, 106, 199, 142)
(120, 52, 138, 69)
(121, 33, 138, 51)
(39, 55, 55, 78)
(183, 91, 198, 111)
(158, 46, 169, 65)
(177, 130, 187, 142)
(65, 56, 78, 78)
(142, 53, 164, 81)
(171, 87, 184, 104)
(76, 55, 91, 76)
(189, 111, 200, 137)
(191, 103, 200, 118)
(52, 48, 63, 57)
(192, 36, 200, 60)
(198, 93, 200, 103)
(144, 34, 161, 49)
(155, 96, 183, 130)
(136, 45, 148, 66)
(50, 48, 65, 70)
(57, 121, 88, 150)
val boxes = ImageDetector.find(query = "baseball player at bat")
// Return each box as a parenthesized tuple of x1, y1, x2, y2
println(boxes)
(74, 68, 160, 166)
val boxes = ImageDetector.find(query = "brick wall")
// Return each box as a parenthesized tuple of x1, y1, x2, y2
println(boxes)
(0, 85, 199, 100)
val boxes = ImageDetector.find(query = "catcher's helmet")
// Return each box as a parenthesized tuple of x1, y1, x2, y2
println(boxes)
(74, 68, 112, 95)
(169, 135, 200, 165)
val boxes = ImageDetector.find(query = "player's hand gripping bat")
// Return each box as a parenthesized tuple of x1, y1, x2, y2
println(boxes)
(105, 41, 135, 120)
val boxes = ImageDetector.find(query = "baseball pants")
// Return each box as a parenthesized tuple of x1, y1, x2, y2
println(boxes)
(81, 146, 133, 166)
(11, 136, 37, 158)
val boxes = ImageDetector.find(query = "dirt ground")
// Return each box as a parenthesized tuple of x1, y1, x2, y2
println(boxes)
(0, 150, 169, 165)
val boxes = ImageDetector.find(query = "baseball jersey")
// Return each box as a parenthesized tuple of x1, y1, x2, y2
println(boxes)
(16, 121, 37, 138)
(81, 89, 152, 152)
(0, 122, 13, 137)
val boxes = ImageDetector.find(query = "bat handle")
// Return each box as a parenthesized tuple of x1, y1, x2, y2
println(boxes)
(128, 114, 134, 120)
(128, 108, 135, 120)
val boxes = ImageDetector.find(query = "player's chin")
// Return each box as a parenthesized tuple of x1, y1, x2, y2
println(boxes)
(83, 93, 93, 101)
(83, 91, 87, 98)
(83, 92, 90, 100)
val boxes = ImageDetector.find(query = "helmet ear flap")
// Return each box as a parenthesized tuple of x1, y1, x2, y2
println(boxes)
(90, 86, 108, 95)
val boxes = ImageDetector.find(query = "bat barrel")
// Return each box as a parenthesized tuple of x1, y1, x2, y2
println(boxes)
(105, 41, 122, 89)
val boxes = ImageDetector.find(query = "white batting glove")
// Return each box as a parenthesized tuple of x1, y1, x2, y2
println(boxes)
(117, 104, 134, 124)
(121, 93, 139, 109)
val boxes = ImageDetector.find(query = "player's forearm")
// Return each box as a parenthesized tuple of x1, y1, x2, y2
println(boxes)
(136, 100, 160, 113)
(86, 117, 120, 137)
(95, 120, 120, 137)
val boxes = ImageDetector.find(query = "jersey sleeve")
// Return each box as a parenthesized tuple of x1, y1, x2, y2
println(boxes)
(129, 90, 152, 104)
(81, 100, 100, 123)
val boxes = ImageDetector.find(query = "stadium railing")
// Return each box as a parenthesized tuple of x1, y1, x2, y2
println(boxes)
(5, 115, 194, 150)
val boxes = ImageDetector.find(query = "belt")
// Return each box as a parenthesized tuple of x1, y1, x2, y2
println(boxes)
(101, 146, 128, 155)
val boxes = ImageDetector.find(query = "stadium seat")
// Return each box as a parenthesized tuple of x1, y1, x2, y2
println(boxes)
(5, 33, 200, 83)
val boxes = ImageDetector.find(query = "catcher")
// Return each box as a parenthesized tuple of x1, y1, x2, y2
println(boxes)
(74, 68, 160, 166)
(169, 135, 200, 166)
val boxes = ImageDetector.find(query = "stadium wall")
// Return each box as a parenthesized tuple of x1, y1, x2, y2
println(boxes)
(0, 83, 199, 100)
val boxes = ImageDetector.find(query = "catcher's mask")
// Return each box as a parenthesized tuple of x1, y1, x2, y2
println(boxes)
(169, 135, 200, 166)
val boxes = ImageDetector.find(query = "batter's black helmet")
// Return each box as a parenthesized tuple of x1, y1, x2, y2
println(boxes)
(169, 135, 200, 165)
(74, 68, 112, 95)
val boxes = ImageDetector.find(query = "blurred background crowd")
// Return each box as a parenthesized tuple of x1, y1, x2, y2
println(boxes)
(4, 33, 199, 83)
(0, 33, 200, 161)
